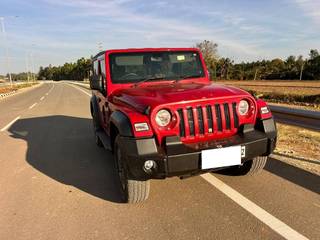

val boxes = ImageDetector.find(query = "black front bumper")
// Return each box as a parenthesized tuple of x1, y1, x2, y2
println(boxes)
(119, 118, 277, 180)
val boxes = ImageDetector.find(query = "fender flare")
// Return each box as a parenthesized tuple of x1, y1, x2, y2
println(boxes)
(110, 111, 133, 137)
(90, 95, 102, 130)
(90, 95, 99, 116)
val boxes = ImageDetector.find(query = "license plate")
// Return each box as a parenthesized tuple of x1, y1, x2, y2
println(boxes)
(201, 145, 242, 169)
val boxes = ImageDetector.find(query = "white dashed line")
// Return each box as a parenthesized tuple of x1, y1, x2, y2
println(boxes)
(40, 96, 45, 101)
(48, 83, 54, 93)
(29, 103, 37, 109)
(201, 174, 309, 240)
(1, 116, 21, 132)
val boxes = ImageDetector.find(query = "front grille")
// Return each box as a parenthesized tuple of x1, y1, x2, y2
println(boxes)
(177, 102, 238, 138)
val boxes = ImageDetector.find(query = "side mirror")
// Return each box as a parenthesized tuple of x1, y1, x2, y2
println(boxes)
(90, 75, 100, 90)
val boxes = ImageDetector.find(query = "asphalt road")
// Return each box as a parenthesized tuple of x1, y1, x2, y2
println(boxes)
(0, 82, 319, 240)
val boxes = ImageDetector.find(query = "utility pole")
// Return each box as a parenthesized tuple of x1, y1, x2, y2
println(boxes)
(25, 51, 30, 83)
(30, 51, 36, 82)
(254, 68, 258, 81)
(0, 17, 13, 87)
(98, 42, 103, 52)
(299, 62, 304, 81)
(30, 44, 37, 82)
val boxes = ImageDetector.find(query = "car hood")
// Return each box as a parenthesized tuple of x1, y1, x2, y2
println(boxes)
(110, 82, 251, 113)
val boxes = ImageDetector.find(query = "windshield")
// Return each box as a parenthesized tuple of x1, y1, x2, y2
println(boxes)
(109, 51, 205, 83)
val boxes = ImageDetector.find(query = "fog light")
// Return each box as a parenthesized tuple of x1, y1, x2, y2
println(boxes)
(144, 160, 155, 171)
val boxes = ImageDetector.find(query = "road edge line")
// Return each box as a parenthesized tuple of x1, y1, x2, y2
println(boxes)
(1, 116, 21, 132)
(67, 83, 91, 97)
(201, 173, 309, 240)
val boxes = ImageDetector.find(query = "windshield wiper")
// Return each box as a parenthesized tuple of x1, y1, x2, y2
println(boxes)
(182, 74, 202, 79)
(174, 74, 202, 82)
(133, 76, 168, 86)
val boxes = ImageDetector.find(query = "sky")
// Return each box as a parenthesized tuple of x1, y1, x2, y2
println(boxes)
(0, 0, 319, 74)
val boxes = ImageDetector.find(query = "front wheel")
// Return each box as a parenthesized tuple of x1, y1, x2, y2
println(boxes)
(92, 120, 103, 147)
(114, 136, 150, 203)
(231, 156, 268, 176)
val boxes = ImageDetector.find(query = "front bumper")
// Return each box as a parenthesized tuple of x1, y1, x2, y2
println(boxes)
(119, 118, 277, 180)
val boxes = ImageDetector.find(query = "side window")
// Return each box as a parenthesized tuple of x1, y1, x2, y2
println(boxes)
(100, 59, 106, 78)
(100, 59, 106, 93)
(93, 59, 106, 94)
(98, 60, 106, 93)
(93, 60, 99, 76)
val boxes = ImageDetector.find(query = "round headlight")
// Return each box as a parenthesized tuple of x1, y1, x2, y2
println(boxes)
(238, 100, 249, 115)
(155, 109, 171, 127)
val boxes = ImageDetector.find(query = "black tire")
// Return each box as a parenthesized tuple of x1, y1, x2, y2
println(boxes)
(114, 136, 150, 203)
(93, 127, 103, 147)
(92, 110, 103, 147)
(235, 156, 268, 176)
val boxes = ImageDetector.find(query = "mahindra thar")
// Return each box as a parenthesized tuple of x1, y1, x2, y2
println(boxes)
(89, 48, 277, 203)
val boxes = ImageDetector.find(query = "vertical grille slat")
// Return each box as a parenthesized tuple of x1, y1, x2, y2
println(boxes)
(215, 104, 223, 131)
(206, 105, 213, 133)
(187, 107, 195, 136)
(176, 102, 240, 139)
(177, 109, 185, 137)
(232, 103, 239, 128)
(223, 103, 231, 130)
(228, 103, 235, 129)
(196, 107, 204, 135)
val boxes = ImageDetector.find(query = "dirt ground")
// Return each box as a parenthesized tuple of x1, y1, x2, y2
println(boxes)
(217, 80, 320, 110)
(273, 123, 320, 175)
(0, 83, 38, 94)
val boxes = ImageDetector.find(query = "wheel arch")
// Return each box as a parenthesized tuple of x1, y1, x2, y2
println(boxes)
(90, 95, 99, 117)
(110, 111, 134, 138)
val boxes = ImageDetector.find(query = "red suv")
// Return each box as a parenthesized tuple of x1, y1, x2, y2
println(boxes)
(89, 48, 277, 203)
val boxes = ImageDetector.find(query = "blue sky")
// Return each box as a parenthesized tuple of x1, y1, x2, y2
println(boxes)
(0, 0, 319, 74)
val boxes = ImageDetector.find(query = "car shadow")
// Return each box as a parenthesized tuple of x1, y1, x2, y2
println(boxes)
(217, 157, 320, 195)
(272, 152, 320, 165)
(264, 158, 320, 195)
(8, 115, 124, 203)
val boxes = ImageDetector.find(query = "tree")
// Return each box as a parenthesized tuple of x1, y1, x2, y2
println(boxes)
(38, 57, 91, 81)
(305, 49, 320, 79)
(195, 40, 219, 80)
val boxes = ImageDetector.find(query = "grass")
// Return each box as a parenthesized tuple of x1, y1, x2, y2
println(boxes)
(275, 123, 320, 174)
(0, 83, 39, 94)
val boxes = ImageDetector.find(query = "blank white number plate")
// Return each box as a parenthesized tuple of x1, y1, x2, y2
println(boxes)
(201, 145, 242, 169)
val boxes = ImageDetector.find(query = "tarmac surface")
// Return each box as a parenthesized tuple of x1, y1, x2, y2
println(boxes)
(0, 82, 319, 240)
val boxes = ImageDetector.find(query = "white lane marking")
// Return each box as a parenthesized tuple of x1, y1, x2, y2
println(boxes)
(43, 83, 55, 96)
(201, 174, 309, 240)
(48, 83, 54, 94)
(40, 96, 45, 101)
(1, 116, 21, 132)
(29, 103, 37, 109)
(68, 83, 91, 97)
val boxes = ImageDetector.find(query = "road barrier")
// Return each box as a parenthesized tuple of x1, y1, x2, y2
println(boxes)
(270, 105, 320, 131)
